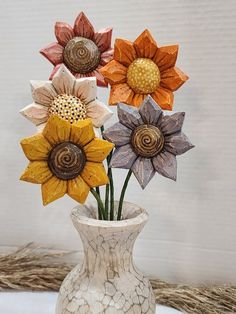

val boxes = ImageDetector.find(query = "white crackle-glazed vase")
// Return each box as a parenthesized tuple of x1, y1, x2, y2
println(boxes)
(56, 201, 155, 314)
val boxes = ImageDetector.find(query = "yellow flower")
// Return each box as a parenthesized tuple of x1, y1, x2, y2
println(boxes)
(20, 116, 114, 205)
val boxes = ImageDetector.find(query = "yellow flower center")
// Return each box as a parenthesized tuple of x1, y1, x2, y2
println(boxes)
(127, 58, 160, 94)
(49, 94, 87, 124)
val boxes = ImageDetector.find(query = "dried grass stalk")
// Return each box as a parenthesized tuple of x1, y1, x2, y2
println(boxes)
(1, 244, 236, 314)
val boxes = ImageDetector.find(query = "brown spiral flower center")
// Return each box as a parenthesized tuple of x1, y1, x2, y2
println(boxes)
(48, 142, 86, 180)
(131, 124, 164, 158)
(63, 37, 100, 73)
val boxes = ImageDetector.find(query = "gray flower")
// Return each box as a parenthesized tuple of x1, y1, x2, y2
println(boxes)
(103, 95, 194, 189)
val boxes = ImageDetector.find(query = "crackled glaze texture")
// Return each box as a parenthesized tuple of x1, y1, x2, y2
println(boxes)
(56, 202, 155, 314)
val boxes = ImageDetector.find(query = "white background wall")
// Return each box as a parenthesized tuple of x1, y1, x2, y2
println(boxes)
(0, 0, 236, 285)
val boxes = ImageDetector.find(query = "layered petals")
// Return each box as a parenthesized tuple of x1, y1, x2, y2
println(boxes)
(43, 115, 70, 145)
(52, 64, 75, 95)
(132, 94, 146, 107)
(161, 67, 189, 91)
(117, 103, 143, 129)
(81, 162, 109, 187)
(55, 22, 74, 46)
(93, 67, 107, 87)
(20, 103, 48, 126)
(109, 83, 134, 106)
(40, 42, 64, 66)
(99, 60, 127, 85)
(109, 144, 137, 169)
(152, 151, 177, 181)
(164, 132, 194, 155)
(151, 87, 174, 110)
(70, 119, 95, 147)
(159, 112, 185, 135)
(68, 176, 90, 203)
(20, 134, 51, 161)
(73, 77, 96, 104)
(139, 95, 162, 125)
(42, 176, 67, 205)
(30, 81, 57, 106)
(73, 12, 94, 39)
(132, 157, 155, 189)
(153, 45, 178, 72)
(84, 138, 114, 162)
(94, 28, 112, 52)
(114, 39, 136, 67)
(103, 122, 132, 146)
(20, 161, 52, 184)
(86, 100, 113, 128)
(133, 29, 157, 59)
(100, 48, 114, 66)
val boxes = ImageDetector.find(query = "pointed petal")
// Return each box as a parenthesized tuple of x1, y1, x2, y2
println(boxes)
(49, 64, 62, 80)
(100, 48, 114, 66)
(74, 77, 96, 103)
(84, 138, 114, 162)
(68, 176, 90, 203)
(99, 60, 127, 85)
(40, 43, 64, 65)
(20, 134, 51, 161)
(109, 83, 134, 106)
(20, 103, 49, 126)
(161, 67, 189, 91)
(151, 87, 174, 110)
(42, 176, 67, 205)
(94, 28, 112, 52)
(55, 22, 74, 47)
(117, 103, 143, 129)
(114, 39, 136, 67)
(52, 64, 75, 94)
(133, 29, 157, 59)
(70, 119, 95, 147)
(132, 157, 155, 189)
(81, 162, 109, 187)
(109, 144, 137, 169)
(159, 112, 185, 135)
(94, 67, 107, 87)
(103, 122, 132, 146)
(42, 115, 70, 145)
(152, 151, 177, 181)
(164, 132, 194, 155)
(153, 45, 179, 72)
(86, 100, 113, 127)
(73, 12, 94, 39)
(30, 80, 57, 106)
(139, 95, 162, 124)
(20, 161, 52, 184)
(132, 94, 146, 108)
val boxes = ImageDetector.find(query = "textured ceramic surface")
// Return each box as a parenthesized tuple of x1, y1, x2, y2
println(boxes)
(56, 202, 155, 313)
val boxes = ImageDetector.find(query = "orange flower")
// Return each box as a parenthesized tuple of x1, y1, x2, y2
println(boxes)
(100, 29, 188, 110)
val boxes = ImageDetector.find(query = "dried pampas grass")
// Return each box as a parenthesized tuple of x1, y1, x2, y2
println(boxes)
(1, 243, 236, 314)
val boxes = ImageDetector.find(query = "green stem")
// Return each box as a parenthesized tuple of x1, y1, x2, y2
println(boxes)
(109, 167, 114, 220)
(105, 183, 110, 219)
(90, 188, 106, 220)
(96, 186, 100, 197)
(117, 170, 132, 221)
(95, 187, 102, 220)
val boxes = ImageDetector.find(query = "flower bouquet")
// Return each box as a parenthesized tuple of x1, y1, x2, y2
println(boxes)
(20, 12, 194, 314)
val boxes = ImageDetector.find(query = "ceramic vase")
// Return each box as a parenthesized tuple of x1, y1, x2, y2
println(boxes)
(56, 201, 155, 314)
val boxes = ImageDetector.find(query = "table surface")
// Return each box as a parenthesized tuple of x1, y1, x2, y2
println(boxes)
(0, 292, 182, 314)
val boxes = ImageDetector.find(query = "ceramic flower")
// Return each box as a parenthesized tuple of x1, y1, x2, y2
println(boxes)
(103, 95, 194, 189)
(40, 12, 113, 86)
(20, 116, 114, 205)
(20, 65, 113, 131)
(100, 29, 188, 109)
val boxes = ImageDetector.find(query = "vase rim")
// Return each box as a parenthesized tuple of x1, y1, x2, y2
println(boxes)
(71, 201, 148, 229)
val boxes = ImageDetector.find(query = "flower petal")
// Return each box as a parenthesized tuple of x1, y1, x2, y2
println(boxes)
(49, 64, 62, 80)
(43, 115, 70, 146)
(103, 122, 132, 146)
(93, 67, 107, 87)
(86, 100, 113, 127)
(151, 87, 174, 110)
(159, 112, 185, 135)
(153, 45, 178, 72)
(114, 39, 136, 67)
(55, 22, 74, 47)
(161, 67, 189, 91)
(100, 48, 114, 66)
(40, 43, 64, 66)
(131, 157, 155, 189)
(42, 176, 67, 205)
(81, 162, 109, 187)
(30, 80, 57, 106)
(20, 161, 52, 184)
(117, 103, 143, 129)
(74, 77, 96, 103)
(73, 12, 94, 39)
(20, 103, 49, 126)
(133, 29, 157, 59)
(37, 123, 47, 133)
(164, 132, 194, 155)
(70, 119, 95, 147)
(52, 64, 75, 94)
(94, 28, 112, 52)
(109, 83, 134, 106)
(109, 144, 137, 169)
(99, 60, 127, 85)
(68, 176, 90, 203)
(152, 151, 177, 181)
(132, 94, 146, 108)
(21, 134, 52, 161)
(84, 138, 114, 162)
(139, 95, 162, 124)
